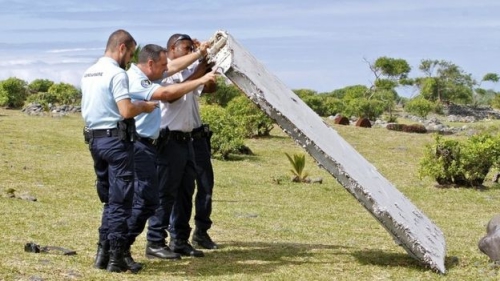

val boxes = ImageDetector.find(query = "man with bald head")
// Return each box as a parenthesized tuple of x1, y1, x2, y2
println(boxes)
(81, 29, 157, 273)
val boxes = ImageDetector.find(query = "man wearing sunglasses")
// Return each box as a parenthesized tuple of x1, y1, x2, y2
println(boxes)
(146, 33, 218, 259)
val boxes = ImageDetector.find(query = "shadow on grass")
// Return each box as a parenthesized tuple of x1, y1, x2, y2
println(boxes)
(352, 249, 458, 273)
(141, 240, 348, 278)
(254, 134, 289, 140)
(217, 153, 260, 162)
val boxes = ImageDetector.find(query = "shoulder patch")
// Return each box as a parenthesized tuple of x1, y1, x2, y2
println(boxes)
(141, 79, 152, 88)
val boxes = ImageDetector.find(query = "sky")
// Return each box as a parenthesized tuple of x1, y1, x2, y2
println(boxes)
(1, 0, 500, 97)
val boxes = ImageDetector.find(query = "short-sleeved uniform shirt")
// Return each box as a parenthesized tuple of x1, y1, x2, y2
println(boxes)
(160, 60, 203, 132)
(81, 57, 130, 129)
(127, 64, 162, 139)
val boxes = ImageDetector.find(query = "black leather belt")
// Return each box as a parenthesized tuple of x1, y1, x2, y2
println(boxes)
(169, 131, 192, 142)
(91, 128, 119, 138)
(137, 137, 157, 145)
(192, 125, 212, 139)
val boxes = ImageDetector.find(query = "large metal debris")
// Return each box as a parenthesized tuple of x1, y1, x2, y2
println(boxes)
(207, 30, 446, 274)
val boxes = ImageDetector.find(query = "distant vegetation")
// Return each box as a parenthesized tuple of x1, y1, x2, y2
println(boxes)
(1, 56, 500, 168)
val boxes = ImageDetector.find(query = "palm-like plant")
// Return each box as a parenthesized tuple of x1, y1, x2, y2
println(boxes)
(284, 152, 309, 182)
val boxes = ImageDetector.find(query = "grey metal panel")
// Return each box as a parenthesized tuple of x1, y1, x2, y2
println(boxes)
(208, 31, 446, 274)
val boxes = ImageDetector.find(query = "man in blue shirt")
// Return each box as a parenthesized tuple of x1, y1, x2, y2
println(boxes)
(81, 29, 157, 273)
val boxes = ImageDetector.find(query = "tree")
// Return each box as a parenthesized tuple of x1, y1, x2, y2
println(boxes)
(0, 77, 28, 108)
(293, 89, 317, 99)
(367, 57, 412, 120)
(415, 59, 474, 104)
(473, 73, 499, 106)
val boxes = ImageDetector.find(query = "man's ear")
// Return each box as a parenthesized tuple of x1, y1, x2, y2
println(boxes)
(119, 43, 128, 54)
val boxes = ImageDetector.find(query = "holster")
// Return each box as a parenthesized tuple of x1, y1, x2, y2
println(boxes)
(83, 127, 91, 144)
(118, 118, 137, 142)
(156, 128, 171, 153)
(203, 124, 213, 140)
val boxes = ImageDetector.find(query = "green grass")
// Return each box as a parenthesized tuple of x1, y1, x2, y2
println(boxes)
(1, 108, 500, 280)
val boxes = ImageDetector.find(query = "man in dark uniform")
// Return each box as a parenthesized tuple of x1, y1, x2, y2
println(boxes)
(191, 98, 218, 250)
(147, 34, 217, 258)
(81, 29, 157, 273)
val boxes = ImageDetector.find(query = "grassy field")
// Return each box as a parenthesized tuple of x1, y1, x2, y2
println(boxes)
(1, 108, 500, 281)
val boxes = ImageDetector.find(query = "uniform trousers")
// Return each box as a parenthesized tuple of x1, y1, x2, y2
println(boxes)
(89, 136, 134, 248)
(126, 139, 160, 246)
(147, 137, 196, 242)
(192, 134, 214, 232)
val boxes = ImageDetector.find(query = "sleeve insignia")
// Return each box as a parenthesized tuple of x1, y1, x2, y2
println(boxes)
(141, 79, 152, 88)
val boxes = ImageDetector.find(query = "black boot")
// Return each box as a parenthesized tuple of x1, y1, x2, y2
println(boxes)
(145, 241, 181, 260)
(123, 246, 143, 273)
(106, 246, 128, 273)
(192, 229, 218, 250)
(170, 238, 204, 257)
(93, 240, 110, 269)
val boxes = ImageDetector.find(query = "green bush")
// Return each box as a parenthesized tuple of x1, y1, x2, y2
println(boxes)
(200, 104, 246, 159)
(200, 77, 240, 107)
(323, 97, 345, 116)
(226, 95, 274, 137)
(0, 77, 28, 108)
(344, 98, 385, 120)
(491, 95, 500, 110)
(48, 82, 80, 105)
(25, 92, 58, 107)
(419, 133, 500, 187)
(404, 97, 435, 118)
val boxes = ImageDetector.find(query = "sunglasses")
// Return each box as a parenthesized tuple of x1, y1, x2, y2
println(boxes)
(173, 34, 193, 45)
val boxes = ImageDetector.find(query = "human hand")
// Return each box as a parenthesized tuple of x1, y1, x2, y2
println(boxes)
(141, 101, 159, 113)
(200, 71, 216, 85)
(197, 41, 209, 56)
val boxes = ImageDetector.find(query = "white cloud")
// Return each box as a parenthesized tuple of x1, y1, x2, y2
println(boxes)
(47, 47, 104, 53)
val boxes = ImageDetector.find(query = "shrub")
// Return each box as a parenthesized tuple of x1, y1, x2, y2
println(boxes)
(419, 135, 462, 185)
(344, 98, 385, 120)
(491, 95, 500, 110)
(226, 95, 274, 137)
(0, 77, 28, 108)
(200, 77, 240, 107)
(48, 82, 81, 105)
(404, 97, 435, 118)
(25, 92, 59, 107)
(419, 133, 500, 187)
(200, 104, 246, 159)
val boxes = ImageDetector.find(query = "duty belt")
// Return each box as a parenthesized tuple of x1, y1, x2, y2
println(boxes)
(169, 131, 192, 142)
(89, 128, 119, 138)
(191, 125, 211, 139)
(137, 136, 157, 146)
